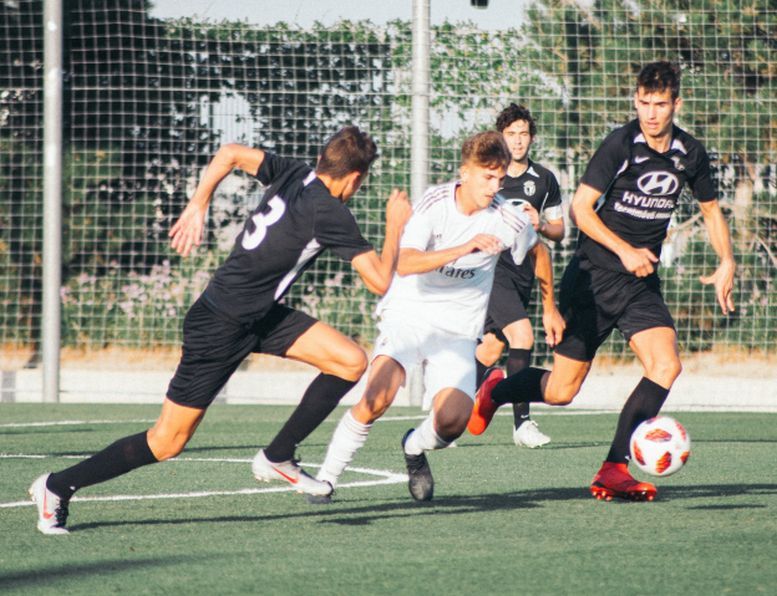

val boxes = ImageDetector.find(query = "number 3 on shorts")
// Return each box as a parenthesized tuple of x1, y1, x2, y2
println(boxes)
(241, 196, 286, 250)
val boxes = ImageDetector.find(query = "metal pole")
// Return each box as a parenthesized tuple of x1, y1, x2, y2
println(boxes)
(411, 0, 430, 205)
(42, 0, 63, 403)
(408, 0, 430, 407)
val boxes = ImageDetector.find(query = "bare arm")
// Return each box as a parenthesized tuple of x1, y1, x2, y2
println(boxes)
(698, 199, 736, 314)
(350, 189, 412, 295)
(170, 144, 265, 257)
(396, 234, 504, 276)
(572, 182, 658, 277)
(539, 217, 565, 242)
(530, 242, 565, 347)
(522, 204, 565, 242)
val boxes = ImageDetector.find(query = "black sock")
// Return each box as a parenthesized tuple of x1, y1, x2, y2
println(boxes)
(506, 348, 532, 428)
(46, 431, 158, 500)
(492, 367, 547, 405)
(606, 377, 670, 463)
(264, 373, 357, 462)
(475, 359, 489, 390)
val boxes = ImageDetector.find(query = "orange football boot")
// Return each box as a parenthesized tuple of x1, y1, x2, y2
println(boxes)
(590, 461, 657, 502)
(467, 367, 504, 435)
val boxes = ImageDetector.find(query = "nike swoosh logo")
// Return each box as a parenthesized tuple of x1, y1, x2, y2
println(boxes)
(271, 466, 298, 484)
(634, 156, 650, 163)
(42, 490, 54, 520)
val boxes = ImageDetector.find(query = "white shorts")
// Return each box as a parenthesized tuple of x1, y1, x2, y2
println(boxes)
(373, 317, 477, 402)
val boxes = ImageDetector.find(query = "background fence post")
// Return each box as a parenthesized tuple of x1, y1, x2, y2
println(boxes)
(408, 0, 431, 407)
(42, 0, 63, 403)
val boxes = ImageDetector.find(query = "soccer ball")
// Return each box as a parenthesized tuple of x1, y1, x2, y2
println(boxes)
(630, 416, 691, 477)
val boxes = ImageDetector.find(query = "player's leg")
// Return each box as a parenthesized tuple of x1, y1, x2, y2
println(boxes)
(469, 257, 602, 435)
(475, 331, 505, 384)
(604, 326, 680, 464)
(402, 336, 476, 500)
(501, 318, 549, 447)
(31, 297, 243, 534)
(401, 387, 472, 502)
(468, 352, 592, 435)
(591, 278, 678, 502)
(253, 315, 366, 495)
(32, 398, 205, 535)
(313, 355, 405, 495)
(314, 318, 416, 497)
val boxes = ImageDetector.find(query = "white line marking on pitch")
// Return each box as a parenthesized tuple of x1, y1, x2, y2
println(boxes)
(1, 408, 616, 430)
(0, 419, 156, 428)
(0, 455, 406, 509)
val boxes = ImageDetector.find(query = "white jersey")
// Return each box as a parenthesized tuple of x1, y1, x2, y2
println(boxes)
(376, 181, 538, 339)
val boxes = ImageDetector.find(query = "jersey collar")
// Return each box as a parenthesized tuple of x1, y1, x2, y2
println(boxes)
(633, 125, 688, 155)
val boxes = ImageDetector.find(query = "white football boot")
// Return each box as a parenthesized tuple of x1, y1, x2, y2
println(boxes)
(252, 450, 333, 497)
(513, 420, 551, 448)
(29, 474, 70, 535)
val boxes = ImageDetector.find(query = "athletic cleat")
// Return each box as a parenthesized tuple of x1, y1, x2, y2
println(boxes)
(252, 450, 333, 497)
(467, 367, 504, 435)
(590, 461, 657, 502)
(29, 474, 70, 535)
(513, 420, 551, 448)
(401, 429, 434, 501)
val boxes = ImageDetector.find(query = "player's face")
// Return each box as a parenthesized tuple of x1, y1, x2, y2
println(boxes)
(501, 119, 533, 163)
(634, 87, 682, 140)
(460, 162, 506, 210)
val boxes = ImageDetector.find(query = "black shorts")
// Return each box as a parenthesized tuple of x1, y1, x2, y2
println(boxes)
(166, 297, 317, 408)
(554, 257, 675, 362)
(483, 272, 533, 342)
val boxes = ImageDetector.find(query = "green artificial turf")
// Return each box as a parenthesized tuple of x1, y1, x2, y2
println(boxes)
(1, 404, 775, 595)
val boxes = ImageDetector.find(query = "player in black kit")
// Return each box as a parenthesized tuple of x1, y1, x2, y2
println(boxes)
(29, 126, 412, 534)
(469, 62, 736, 501)
(471, 104, 565, 448)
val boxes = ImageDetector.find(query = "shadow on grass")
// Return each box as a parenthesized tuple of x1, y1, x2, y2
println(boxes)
(0, 555, 207, 590)
(687, 504, 767, 510)
(65, 483, 777, 532)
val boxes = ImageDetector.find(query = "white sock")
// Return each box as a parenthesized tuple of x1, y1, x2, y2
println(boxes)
(317, 410, 372, 487)
(403, 413, 449, 456)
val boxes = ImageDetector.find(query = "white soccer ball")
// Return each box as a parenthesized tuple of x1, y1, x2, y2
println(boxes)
(630, 416, 691, 477)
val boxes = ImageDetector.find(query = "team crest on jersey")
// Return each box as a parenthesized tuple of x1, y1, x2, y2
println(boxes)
(671, 155, 686, 171)
(523, 180, 536, 196)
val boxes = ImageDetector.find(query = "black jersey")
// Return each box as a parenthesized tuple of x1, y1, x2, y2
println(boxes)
(578, 119, 715, 273)
(495, 159, 562, 283)
(202, 152, 373, 322)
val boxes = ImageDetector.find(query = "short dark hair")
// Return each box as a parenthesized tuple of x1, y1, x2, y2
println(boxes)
(461, 131, 511, 170)
(637, 61, 681, 100)
(316, 126, 378, 178)
(495, 103, 537, 137)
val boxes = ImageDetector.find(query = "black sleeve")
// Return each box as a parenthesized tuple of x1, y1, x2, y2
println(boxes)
(580, 130, 630, 193)
(687, 144, 716, 202)
(314, 198, 373, 262)
(254, 152, 308, 186)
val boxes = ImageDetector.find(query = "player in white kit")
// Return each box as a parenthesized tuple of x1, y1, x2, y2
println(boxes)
(311, 131, 565, 502)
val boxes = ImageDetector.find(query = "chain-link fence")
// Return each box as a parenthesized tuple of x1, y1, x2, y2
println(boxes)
(1, 1, 775, 374)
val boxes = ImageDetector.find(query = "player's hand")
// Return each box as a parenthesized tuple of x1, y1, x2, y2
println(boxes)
(385, 188, 412, 231)
(542, 307, 566, 348)
(700, 259, 736, 315)
(465, 234, 505, 256)
(521, 203, 540, 231)
(619, 245, 658, 278)
(169, 200, 208, 257)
